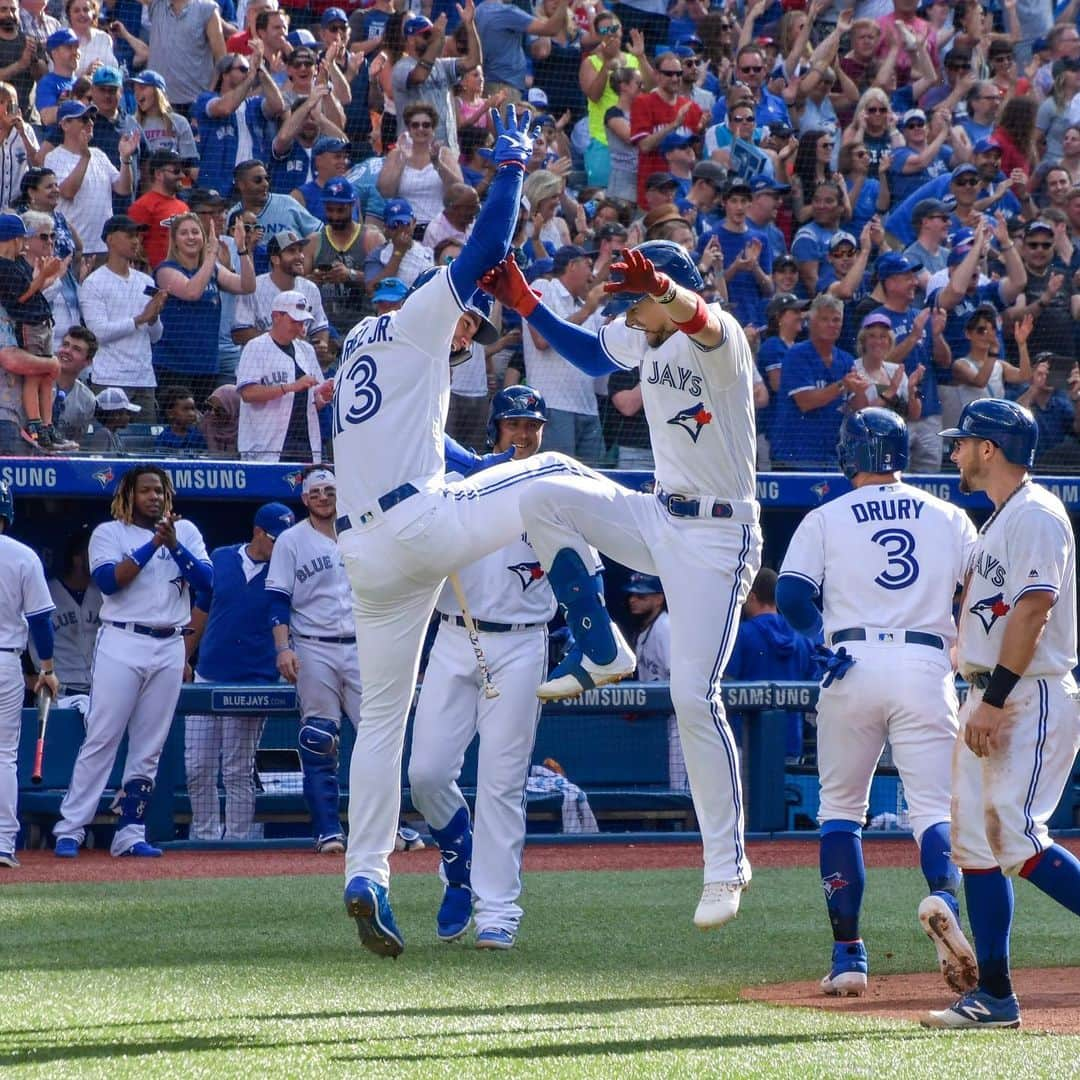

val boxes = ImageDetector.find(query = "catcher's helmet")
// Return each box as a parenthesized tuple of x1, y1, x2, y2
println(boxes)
(486, 385, 547, 447)
(615, 240, 705, 305)
(938, 398, 1037, 468)
(837, 407, 909, 480)
(0, 479, 12, 528)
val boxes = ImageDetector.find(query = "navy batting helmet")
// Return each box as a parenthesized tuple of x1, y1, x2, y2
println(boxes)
(624, 572, 663, 594)
(0, 480, 12, 527)
(837, 407, 909, 480)
(486, 385, 547, 447)
(939, 398, 1037, 468)
(614, 240, 705, 305)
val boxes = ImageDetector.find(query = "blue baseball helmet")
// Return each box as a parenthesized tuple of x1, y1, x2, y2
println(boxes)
(939, 398, 1038, 468)
(613, 240, 705, 305)
(624, 572, 663, 594)
(837, 407, 909, 480)
(0, 480, 12, 527)
(486, 385, 547, 447)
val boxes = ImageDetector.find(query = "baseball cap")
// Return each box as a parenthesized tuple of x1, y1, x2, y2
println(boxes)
(987, 40, 1014, 59)
(254, 502, 295, 539)
(322, 177, 355, 204)
(750, 173, 790, 194)
(645, 171, 679, 191)
(723, 177, 753, 198)
(320, 6, 348, 25)
(553, 244, 591, 273)
(860, 311, 893, 331)
(876, 251, 920, 279)
(464, 289, 500, 346)
(1033, 35, 1050, 54)
(383, 198, 414, 228)
(186, 187, 226, 210)
(46, 27, 78, 50)
(659, 131, 698, 154)
(624, 572, 664, 595)
(677, 34, 703, 51)
(128, 69, 167, 91)
(901, 108, 927, 127)
(371, 277, 409, 303)
(527, 87, 549, 108)
(268, 228, 304, 254)
(767, 121, 793, 139)
(271, 289, 316, 322)
(948, 227, 974, 249)
(95, 387, 141, 412)
(534, 114, 556, 128)
(767, 292, 809, 318)
(595, 222, 628, 242)
(312, 136, 350, 158)
(672, 44, 695, 59)
(828, 231, 858, 253)
(973, 138, 1002, 155)
(91, 65, 124, 88)
(774, 253, 798, 271)
(101, 214, 148, 240)
(148, 149, 182, 173)
(951, 163, 979, 181)
(0, 212, 26, 242)
(403, 14, 433, 36)
(288, 46, 317, 65)
(1025, 220, 1055, 238)
(287, 28, 317, 47)
(692, 160, 726, 185)
(57, 100, 97, 122)
(1053, 56, 1080, 77)
(911, 197, 953, 225)
(525, 257, 554, 283)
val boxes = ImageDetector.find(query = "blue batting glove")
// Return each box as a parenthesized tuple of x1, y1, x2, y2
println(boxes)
(480, 103, 538, 170)
(814, 645, 856, 688)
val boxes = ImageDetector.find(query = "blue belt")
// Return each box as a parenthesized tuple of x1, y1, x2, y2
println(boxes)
(295, 633, 357, 645)
(440, 612, 545, 634)
(0, 646, 20, 653)
(336, 482, 419, 533)
(967, 671, 991, 689)
(107, 621, 188, 639)
(832, 628, 945, 650)
(657, 488, 735, 519)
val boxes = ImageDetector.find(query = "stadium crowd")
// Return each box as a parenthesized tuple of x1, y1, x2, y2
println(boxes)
(0, 0, 1077, 470)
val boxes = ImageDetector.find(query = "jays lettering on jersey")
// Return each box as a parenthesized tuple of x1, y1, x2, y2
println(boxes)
(89, 519, 210, 628)
(265, 519, 354, 638)
(596, 307, 758, 505)
(780, 481, 977, 645)
(959, 483, 1078, 677)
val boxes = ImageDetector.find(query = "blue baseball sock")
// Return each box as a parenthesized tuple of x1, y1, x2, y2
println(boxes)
(963, 868, 1014, 999)
(919, 821, 961, 899)
(820, 820, 865, 943)
(1021, 845, 1080, 916)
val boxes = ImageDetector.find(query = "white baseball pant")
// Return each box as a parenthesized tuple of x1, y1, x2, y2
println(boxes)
(293, 637, 363, 724)
(0, 652, 25, 853)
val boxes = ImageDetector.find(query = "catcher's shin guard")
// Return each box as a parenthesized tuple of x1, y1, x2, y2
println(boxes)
(299, 717, 342, 842)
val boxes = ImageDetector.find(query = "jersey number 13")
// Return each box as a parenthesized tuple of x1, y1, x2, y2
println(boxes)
(333, 353, 382, 433)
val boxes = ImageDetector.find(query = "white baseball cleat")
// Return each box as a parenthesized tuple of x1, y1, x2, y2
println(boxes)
(536, 623, 636, 701)
(918, 893, 979, 995)
(693, 880, 745, 929)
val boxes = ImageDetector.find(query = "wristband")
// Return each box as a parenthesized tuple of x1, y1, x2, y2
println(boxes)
(131, 539, 157, 568)
(237, 249, 250, 256)
(671, 294, 709, 335)
(171, 542, 197, 571)
(275, 643, 292, 654)
(655, 285, 678, 304)
(981, 663, 1021, 709)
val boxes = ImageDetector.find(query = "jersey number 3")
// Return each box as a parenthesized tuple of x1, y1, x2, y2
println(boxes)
(871, 528, 919, 590)
(333, 353, 382, 433)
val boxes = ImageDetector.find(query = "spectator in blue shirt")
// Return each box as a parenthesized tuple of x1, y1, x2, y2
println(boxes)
(757, 291, 809, 452)
(156, 384, 208, 454)
(888, 107, 954, 205)
(474, 0, 570, 98)
(1011, 355, 1080, 468)
(819, 226, 876, 356)
(37, 28, 79, 126)
(745, 173, 790, 261)
(792, 180, 845, 296)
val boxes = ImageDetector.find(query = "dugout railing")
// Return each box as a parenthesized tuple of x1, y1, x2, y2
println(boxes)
(14, 680, 1080, 849)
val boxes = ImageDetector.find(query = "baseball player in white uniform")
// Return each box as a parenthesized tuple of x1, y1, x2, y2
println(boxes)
(0, 481, 58, 870)
(267, 468, 362, 853)
(54, 466, 212, 859)
(777, 409, 978, 999)
(408, 386, 557, 952)
(331, 107, 616, 959)
(481, 241, 762, 932)
(923, 400, 1080, 1031)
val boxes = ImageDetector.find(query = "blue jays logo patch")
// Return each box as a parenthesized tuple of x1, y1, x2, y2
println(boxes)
(821, 872, 849, 899)
(170, 575, 186, 596)
(970, 593, 1011, 633)
(811, 480, 830, 502)
(283, 469, 304, 490)
(92, 466, 115, 488)
(509, 561, 545, 590)
(666, 401, 713, 443)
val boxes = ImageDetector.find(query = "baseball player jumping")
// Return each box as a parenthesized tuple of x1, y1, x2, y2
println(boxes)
(479, 241, 762, 931)
(54, 466, 212, 858)
(923, 400, 1080, 1030)
(332, 107, 618, 959)
(0, 482, 58, 869)
(408, 386, 557, 952)
(777, 409, 978, 999)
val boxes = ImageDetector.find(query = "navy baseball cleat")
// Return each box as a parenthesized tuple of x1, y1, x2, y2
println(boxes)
(820, 940, 868, 997)
(437, 884, 473, 942)
(345, 876, 404, 958)
(475, 927, 515, 950)
(0, 851, 20, 868)
(918, 893, 978, 994)
(922, 989, 1021, 1030)
(54, 837, 79, 858)
(118, 841, 163, 857)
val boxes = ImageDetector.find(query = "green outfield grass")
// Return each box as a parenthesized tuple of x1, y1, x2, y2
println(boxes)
(1, 866, 1077, 1078)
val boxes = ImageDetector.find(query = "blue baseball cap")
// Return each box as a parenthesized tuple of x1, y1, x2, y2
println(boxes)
(372, 277, 409, 303)
(321, 6, 348, 26)
(0, 212, 26, 242)
(254, 502, 295, 539)
(91, 65, 124, 87)
(659, 130, 698, 153)
(973, 138, 1002, 155)
(525, 257, 554, 283)
(287, 28, 317, 47)
(312, 136, 350, 158)
(128, 69, 167, 91)
(876, 251, 920, 279)
(46, 27, 78, 51)
(322, 177, 355, 204)
(951, 163, 979, 181)
(677, 34, 703, 51)
(749, 173, 790, 194)
(672, 44, 695, 58)
(624, 572, 664, 594)
(382, 198, 414, 228)
(403, 14, 433, 36)
(57, 100, 97, 122)
(552, 244, 590, 273)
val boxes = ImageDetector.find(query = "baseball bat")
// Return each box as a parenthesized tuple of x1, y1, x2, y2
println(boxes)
(447, 572, 500, 699)
(31, 686, 52, 785)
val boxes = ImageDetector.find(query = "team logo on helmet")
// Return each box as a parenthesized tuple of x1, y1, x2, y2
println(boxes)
(92, 466, 115, 488)
(969, 593, 1011, 633)
(821, 872, 849, 899)
(667, 402, 713, 442)
(509, 561, 545, 590)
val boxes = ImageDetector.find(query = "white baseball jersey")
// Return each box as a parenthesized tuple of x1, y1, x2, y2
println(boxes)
(266, 519, 354, 638)
(39, 579, 102, 689)
(781, 481, 977, 645)
(0, 535, 54, 648)
(331, 267, 463, 515)
(957, 482, 1077, 677)
(635, 611, 671, 682)
(232, 273, 330, 339)
(236, 333, 324, 462)
(88, 520, 208, 627)
(598, 307, 757, 503)
(434, 533, 557, 625)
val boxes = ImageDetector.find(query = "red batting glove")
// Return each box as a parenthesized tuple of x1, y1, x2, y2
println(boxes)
(603, 248, 671, 297)
(478, 257, 541, 317)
